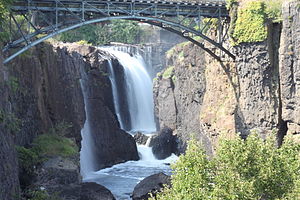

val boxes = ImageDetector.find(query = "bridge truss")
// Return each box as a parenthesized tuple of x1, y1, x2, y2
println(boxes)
(2, 0, 235, 63)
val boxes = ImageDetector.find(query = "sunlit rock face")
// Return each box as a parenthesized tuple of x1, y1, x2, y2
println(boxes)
(279, 0, 300, 142)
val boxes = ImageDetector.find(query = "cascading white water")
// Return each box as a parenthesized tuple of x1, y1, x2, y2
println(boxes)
(105, 48, 156, 133)
(107, 61, 125, 129)
(82, 47, 177, 199)
(79, 80, 96, 179)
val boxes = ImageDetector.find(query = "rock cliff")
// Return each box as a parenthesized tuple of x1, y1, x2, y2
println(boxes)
(0, 41, 138, 199)
(154, 1, 300, 153)
(279, 1, 300, 142)
(0, 52, 20, 200)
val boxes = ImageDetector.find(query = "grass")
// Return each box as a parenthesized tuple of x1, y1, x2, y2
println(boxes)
(32, 134, 78, 158)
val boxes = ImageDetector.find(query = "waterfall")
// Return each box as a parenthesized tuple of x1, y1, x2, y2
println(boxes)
(81, 47, 177, 199)
(105, 48, 156, 133)
(107, 61, 125, 129)
(79, 79, 96, 179)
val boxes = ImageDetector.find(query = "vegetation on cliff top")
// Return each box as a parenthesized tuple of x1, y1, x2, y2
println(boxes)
(153, 133, 300, 200)
(227, 0, 283, 44)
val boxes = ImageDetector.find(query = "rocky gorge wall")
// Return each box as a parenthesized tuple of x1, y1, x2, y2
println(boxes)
(0, 42, 138, 199)
(279, 1, 300, 142)
(0, 50, 20, 200)
(154, 1, 300, 154)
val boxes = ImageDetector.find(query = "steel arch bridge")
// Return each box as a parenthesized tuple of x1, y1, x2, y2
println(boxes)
(2, 0, 235, 64)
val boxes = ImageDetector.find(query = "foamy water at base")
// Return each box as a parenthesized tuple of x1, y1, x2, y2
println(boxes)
(83, 145, 178, 199)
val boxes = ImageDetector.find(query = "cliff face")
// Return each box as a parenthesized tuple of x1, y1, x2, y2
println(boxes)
(154, 1, 300, 152)
(279, 1, 300, 142)
(153, 42, 208, 153)
(0, 52, 20, 200)
(0, 42, 138, 199)
(233, 23, 282, 138)
(6, 42, 86, 147)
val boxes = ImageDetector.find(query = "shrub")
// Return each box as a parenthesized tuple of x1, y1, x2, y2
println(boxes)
(0, 0, 13, 42)
(16, 146, 39, 175)
(226, 0, 238, 10)
(32, 134, 78, 158)
(265, 0, 283, 22)
(154, 133, 300, 200)
(232, 1, 268, 44)
(162, 66, 174, 79)
(76, 40, 91, 46)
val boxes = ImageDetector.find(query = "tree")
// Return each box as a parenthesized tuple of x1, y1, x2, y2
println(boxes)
(0, 0, 13, 42)
(154, 133, 300, 200)
(55, 20, 141, 46)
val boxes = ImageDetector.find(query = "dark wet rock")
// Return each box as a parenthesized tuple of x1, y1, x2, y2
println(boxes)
(80, 182, 116, 200)
(34, 156, 81, 195)
(51, 182, 116, 200)
(134, 132, 150, 145)
(132, 172, 171, 200)
(150, 127, 177, 159)
(0, 52, 21, 200)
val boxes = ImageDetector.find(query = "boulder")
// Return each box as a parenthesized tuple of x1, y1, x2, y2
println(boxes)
(34, 156, 81, 194)
(57, 182, 116, 200)
(134, 132, 150, 145)
(80, 182, 116, 200)
(132, 173, 171, 200)
(150, 127, 177, 159)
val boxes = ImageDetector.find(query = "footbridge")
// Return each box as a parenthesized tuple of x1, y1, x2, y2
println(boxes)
(2, 0, 235, 63)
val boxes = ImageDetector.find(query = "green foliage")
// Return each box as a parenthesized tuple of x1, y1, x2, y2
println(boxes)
(56, 20, 141, 45)
(29, 190, 48, 200)
(16, 146, 39, 176)
(172, 75, 176, 83)
(232, 1, 268, 44)
(226, 0, 238, 10)
(228, 0, 283, 44)
(0, 0, 13, 42)
(76, 40, 91, 45)
(201, 18, 219, 33)
(55, 24, 99, 44)
(154, 133, 300, 200)
(16, 122, 77, 188)
(24, 189, 62, 200)
(7, 76, 20, 93)
(162, 66, 174, 79)
(265, 0, 283, 22)
(32, 134, 78, 158)
(109, 20, 141, 44)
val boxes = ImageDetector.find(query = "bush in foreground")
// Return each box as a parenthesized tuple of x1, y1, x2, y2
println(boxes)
(153, 133, 300, 200)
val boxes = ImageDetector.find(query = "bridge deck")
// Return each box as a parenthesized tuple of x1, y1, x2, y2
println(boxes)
(11, 0, 228, 18)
